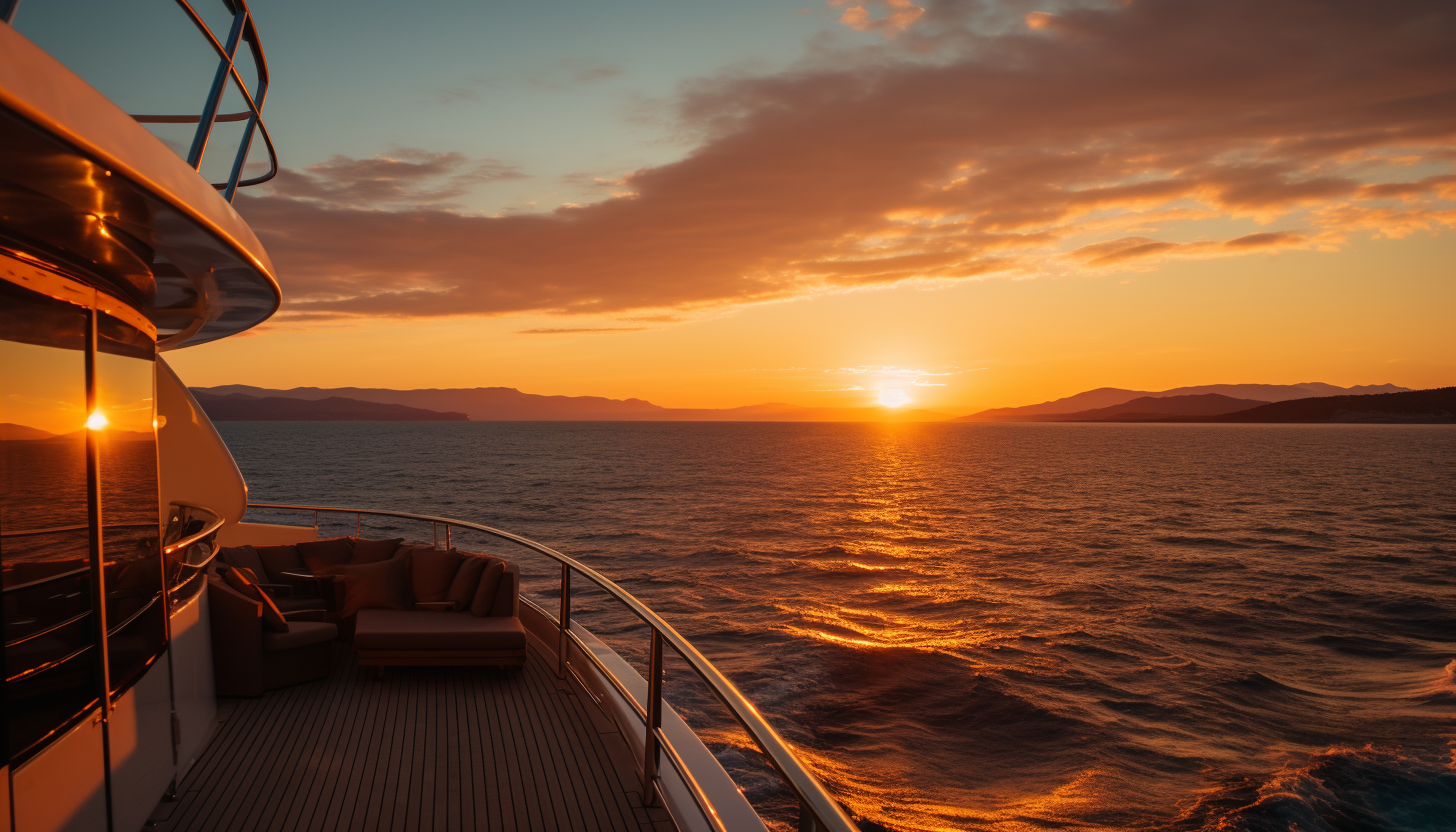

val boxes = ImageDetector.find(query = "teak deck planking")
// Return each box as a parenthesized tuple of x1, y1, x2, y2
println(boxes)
(149, 645, 676, 832)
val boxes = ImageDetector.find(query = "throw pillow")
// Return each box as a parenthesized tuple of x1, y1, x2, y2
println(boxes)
(446, 555, 487, 610)
(223, 567, 289, 632)
(217, 545, 267, 579)
(349, 537, 405, 564)
(470, 559, 506, 617)
(298, 537, 354, 574)
(410, 547, 466, 603)
(490, 565, 517, 617)
(330, 557, 410, 618)
(254, 544, 305, 583)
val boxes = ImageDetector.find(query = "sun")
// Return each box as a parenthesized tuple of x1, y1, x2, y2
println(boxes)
(877, 389, 911, 408)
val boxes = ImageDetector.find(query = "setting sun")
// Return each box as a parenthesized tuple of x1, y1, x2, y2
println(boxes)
(85, 411, 109, 431)
(877, 389, 911, 409)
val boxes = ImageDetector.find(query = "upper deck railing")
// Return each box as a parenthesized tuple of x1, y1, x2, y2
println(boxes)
(249, 502, 861, 832)
(2, 0, 277, 202)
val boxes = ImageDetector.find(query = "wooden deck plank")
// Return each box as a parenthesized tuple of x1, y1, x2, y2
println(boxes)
(153, 646, 668, 832)
(546, 684, 632, 832)
(313, 654, 378, 832)
(524, 667, 596, 832)
(296, 651, 369, 831)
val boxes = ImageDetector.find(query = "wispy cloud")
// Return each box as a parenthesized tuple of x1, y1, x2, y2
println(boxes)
(514, 327, 648, 335)
(828, 0, 925, 38)
(240, 0, 1456, 320)
(265, 148, 525, 211)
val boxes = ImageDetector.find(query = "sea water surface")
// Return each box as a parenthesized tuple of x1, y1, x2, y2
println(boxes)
(219, 422, 1456, 832)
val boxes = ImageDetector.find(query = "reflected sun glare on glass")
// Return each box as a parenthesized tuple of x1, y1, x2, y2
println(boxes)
(877, 389, 911, 408)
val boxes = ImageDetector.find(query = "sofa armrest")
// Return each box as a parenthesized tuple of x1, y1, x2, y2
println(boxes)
(256, 582, 295, 599)
(207, 578, 265, 696)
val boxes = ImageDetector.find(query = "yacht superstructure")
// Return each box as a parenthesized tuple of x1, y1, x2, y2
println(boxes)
(0, 3, 858, 831)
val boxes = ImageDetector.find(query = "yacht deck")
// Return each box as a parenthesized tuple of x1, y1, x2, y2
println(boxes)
(148, 644, 676, 832)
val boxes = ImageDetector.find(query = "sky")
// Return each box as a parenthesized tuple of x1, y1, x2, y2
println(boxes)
(20, 0, 1456, 412)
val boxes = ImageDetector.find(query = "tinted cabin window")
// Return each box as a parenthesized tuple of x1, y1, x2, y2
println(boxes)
(0, 280, 99, 762)
(96, 312, 163, 695)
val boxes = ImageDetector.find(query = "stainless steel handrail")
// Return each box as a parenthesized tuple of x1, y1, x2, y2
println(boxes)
(0, 566, 89, 595)
(248, 502, 859, 832)
(7, 0, 277, 199)
(163, 501, 226, 556)
(170, 0, 277, 200)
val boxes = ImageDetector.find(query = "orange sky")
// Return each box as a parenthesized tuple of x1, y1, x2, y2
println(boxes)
(167, 0, 1456, 413)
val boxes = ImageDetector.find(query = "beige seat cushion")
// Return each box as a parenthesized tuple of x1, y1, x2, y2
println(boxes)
(470, 560, 506, 617)
(329, 557, 410, 617)
(355, 609, 526, 652)
(262, 621, 338, 653)
(218, 545, 267, 579)
(446, 556, 486, 609)
(410, 547, 466, 603)
(350, 537, 404, 564)
(298, 536, 354, 573)
(254, 544, 305, 583)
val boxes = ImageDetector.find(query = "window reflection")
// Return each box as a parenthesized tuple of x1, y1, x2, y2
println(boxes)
(96, 312, 164, 694)
(0, 277, 99, 761)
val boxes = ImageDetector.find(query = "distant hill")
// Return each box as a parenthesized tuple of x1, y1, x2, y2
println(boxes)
(192, 386, 951, 422)
(1206, 388, 1456, 423)
(0, 423, 56, 440)
(956, 382, 1412, 422)
(1040, 394, 1269, 422)
(193, 392, 469, 422)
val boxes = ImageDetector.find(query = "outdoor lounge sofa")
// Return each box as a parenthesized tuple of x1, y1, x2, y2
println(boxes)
(215, 537, 526, 670)
(207, 575, 339, 696)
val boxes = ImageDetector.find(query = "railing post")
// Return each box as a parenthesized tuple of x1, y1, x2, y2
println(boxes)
(356, 512, 361, 537)
(312, 509, 318, 530)
(643, 627, 663, 805)
(432, 522, 439, 548)
(187, 6, 247, 169)
(799, 798, 821, 832)
(558, 564, 570, 678)
(445, 524, 452, 549)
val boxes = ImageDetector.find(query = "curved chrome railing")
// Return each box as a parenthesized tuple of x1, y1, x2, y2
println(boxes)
(3, 0, 279, 201)
(149, 0, 277, 201)
(248, 502, 860, 832)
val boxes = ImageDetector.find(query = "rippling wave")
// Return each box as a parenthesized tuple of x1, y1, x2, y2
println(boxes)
(222, 422, 1456, 831)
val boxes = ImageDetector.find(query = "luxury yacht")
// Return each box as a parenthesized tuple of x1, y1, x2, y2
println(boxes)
(0, 3, 858, 831)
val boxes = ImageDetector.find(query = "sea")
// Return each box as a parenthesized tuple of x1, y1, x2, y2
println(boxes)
(219, 421, 1456, 832)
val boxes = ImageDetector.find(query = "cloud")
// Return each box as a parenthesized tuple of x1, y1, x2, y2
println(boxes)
(1067, 230, 1311, 268)
(240, 0, 1456, 321)
(829, 0, 926, 38)
(514, 327, 648, 335)
(266, 149, 525, 210)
